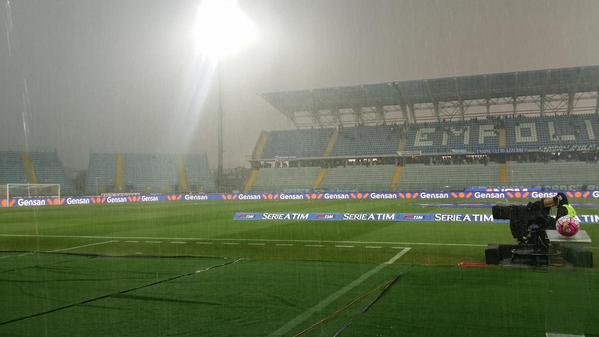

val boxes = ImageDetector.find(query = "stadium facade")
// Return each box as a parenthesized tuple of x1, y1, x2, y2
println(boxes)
(245, 66, 599, 193)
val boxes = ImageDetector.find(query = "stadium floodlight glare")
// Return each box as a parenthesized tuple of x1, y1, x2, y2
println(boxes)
(192, 0, 257, 192)
(193, 0, 257, 59)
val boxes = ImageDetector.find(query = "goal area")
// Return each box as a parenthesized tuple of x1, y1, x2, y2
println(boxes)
(5, 183, 61, 200)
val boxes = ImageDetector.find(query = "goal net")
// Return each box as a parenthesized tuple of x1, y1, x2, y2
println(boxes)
(5, 183, 61, 200)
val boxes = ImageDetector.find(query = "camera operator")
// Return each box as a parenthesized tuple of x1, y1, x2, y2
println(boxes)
(492, 192, 575, 245)
(519, 192, 574, 227)
(552, 192, 576, 220)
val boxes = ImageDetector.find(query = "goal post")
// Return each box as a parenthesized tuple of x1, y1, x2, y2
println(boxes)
(6, 183, 61, 200)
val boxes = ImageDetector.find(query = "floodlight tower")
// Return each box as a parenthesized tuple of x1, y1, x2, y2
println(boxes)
(194, 0, 256, 192)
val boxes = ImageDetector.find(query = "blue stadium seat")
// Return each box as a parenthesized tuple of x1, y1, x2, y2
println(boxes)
(29, 152, 74, 195)
(0, 151, 28, 186)
(332, 125, 401, 156)
(261, 128, 334, 159)
(85, 153, 215, 194)
(85, 153, 117, 194)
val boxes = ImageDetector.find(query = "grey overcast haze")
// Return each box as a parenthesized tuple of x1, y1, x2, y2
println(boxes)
(1, 0, 599, 170)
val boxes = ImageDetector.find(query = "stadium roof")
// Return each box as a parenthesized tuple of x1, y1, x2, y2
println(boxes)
(262, 65, 599, 127)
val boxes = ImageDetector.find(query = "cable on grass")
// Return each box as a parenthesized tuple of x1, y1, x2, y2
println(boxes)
(292, 269, 409, 337)
(0, 257, 247, 326)
(332, 269, 409, 337)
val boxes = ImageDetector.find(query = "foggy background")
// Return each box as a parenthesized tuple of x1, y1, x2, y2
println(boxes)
(1, 0, 599, 171)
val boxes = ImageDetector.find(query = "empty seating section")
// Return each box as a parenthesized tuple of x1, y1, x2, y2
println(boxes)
(254, 161, 599, 192)
(332, 125, 400, 156)
(1, 151, 74, 196)
(185, 154, 216, 192)
(85, 153, 215, 194)
(251, 167, 320, 193)
(29, 152, 74, 195)
(398, 163, 502, 191)
(320, 165, 396, 192)
(0, 151, 27, 184)
(257, 115, 599, 158)
(261, 128, 334, 159)
(405, 120, 501, 153)
(85, 153, 117, 194)
(252, 116, 599, 192)
(504, 115, 599, 149)
(508, 161, 599, 187)
(404, 115, 599, 153)
(124, 154, 179, 193)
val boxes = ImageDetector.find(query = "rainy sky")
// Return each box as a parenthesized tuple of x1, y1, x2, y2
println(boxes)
(1, 0, 599, 170)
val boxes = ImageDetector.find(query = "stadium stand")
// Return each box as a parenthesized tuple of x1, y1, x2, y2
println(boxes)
(124, 154, 179, 194)
(402, 115, 599, 154)
(332, 125, 401, 156)
(503, 115, 599, 149)
(508, 161, 599, 189)
(85, 153, 117, 194)
(252, 114, 599, 161)
(85, 152, 215, 194)
(1, 151, 74, 196)
(245, 115, 599, 192)
(0, 151, 28, 186)
(397, 163, 503, 191)
(29, 152, 74, 195)
(246, 66, 599, 193)
(261, 128, 334, 159)
(184, 153, 216, 193)
(405, 119, 501, 154)
(320, 164, 396, 192)
(251, 166, 320, 193)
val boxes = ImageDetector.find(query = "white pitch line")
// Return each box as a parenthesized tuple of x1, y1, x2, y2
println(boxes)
(0, 240, 115, 259)
(267, 247, 411, 337)
(335, 245, 354, 248)
(46, 240, 115, 253)
(365, 246, 382, 249)
(124, 240, 138, 243)
(305, 244, 323, 247)
(195, 257, 248, 274)
(0, 252, 35, 259)
(170, 241, 186, 244)
(0, 233, 487, 248)
(275, 243, 293, 247)
(385, 247, 411, 264)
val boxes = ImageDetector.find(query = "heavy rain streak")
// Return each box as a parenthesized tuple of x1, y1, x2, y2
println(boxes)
(1, 1, 599, 337)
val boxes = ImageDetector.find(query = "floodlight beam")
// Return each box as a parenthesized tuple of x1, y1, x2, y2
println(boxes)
(192, 0, 257, 191)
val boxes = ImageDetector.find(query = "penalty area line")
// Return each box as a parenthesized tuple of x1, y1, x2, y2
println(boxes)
(267, 247, 411, 337)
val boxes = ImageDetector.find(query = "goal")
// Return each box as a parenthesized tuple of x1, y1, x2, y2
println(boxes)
(5, 183, 61, 200)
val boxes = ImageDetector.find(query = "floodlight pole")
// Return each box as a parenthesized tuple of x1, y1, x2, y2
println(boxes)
(217, 62, 224, 192)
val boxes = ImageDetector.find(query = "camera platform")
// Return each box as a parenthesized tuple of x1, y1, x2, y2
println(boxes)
(485, 230, 593, 268)
(545, 229, 591, 243)
(545, 230, 593, 268)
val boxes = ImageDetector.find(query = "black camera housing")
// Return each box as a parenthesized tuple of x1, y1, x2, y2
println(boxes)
(492, 201, 555, 248)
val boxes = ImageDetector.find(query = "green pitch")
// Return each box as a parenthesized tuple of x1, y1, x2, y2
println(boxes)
(0, 200, 597, 337)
